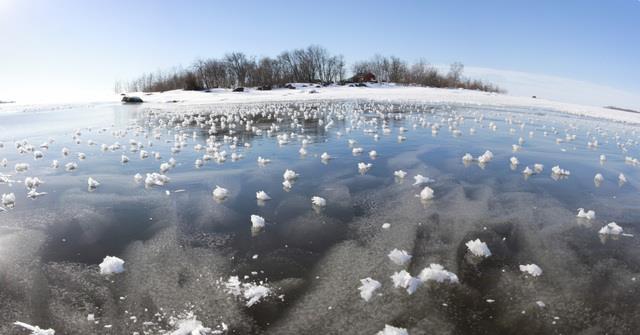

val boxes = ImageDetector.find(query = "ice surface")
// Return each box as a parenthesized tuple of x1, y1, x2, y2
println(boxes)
(3, 100, 640, 334)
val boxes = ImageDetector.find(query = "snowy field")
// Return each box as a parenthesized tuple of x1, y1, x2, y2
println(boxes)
(2, 84, 640, 124)
(1, 90, 640, 334)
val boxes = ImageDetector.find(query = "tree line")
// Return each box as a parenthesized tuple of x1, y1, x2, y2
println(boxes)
(115, 45, 503, 93)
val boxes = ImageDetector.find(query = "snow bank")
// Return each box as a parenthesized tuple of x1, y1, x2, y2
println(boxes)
(117, 85, 640, 124)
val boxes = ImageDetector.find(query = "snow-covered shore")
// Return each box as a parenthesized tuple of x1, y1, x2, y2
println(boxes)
(3, 84, 639, 124)
(128, 84, 640, 124)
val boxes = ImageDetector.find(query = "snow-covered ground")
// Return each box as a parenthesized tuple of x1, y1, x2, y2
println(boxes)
(2, 84, 639, 124)
(128, 84, 640, 124)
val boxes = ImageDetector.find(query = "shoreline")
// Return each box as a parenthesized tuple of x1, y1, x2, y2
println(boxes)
(2, 85, 640, 124)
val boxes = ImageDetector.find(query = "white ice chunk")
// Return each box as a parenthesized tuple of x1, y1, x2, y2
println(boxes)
(466, 239, 492, 257)
(283, 169, 299, 180)
(13, 321, 55, 335)
(412, 174, 433, 186)
(376, 324, 408, 335)
(99, 256, 125, 274)
(394, 170, 407, 178)
(251, 215, 265, 229)
(358, 278, 381, 302)
(519, 264, 543, 277)
(551, 165, 570, 176)
(418, 263, 459, 284)
(213, 186, 229, 200)
(311, 196, 326, 207)
(388, 249, 412, 266)
(2, 193, 16, 207)
(390, 270, 421, 294)
(169, 317, 211, 335)
(576, 208, 595, 220)
(599, 222, 623, 235)
(418, 186, 434, 200)
(144, 173, 170, 187)
(87, 177, 100, 188)
(243, 284, 271, 307)
(256, 191, 271, 201)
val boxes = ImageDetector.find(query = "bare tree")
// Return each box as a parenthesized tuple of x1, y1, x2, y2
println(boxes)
(120, 46, 501, 94)
(447, 62, 464, 85)
(225, 52, 253, 87)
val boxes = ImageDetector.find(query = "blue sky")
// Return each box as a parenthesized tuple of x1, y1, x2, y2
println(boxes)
(1, 0, 639, 106)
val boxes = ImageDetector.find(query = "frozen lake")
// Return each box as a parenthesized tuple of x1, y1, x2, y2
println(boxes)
(1, 101, 640, 334)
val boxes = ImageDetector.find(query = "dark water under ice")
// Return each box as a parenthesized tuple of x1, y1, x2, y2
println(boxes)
(1, 101, 640, 334)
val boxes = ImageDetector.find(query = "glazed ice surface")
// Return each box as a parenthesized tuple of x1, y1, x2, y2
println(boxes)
(1, 101, 639, 334)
